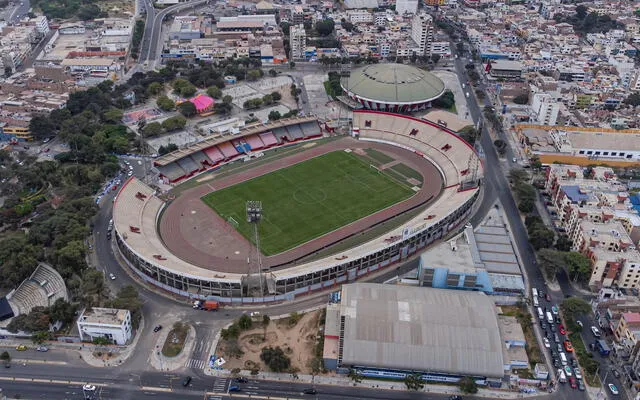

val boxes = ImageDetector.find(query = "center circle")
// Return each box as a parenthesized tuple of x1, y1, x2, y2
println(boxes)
(292, 187, 327, 204)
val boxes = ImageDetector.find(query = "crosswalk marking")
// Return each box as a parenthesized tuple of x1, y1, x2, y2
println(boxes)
(213, 378, 227, 392)
(184, 358, 206, 369)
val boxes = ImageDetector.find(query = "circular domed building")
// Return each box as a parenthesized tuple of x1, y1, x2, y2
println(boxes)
(341, 63, 446, 113)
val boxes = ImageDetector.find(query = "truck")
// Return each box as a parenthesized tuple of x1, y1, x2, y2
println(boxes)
(193, 300, 219, 311)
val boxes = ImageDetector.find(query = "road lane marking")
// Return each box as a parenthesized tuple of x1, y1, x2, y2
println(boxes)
(140, 386, 172, 392)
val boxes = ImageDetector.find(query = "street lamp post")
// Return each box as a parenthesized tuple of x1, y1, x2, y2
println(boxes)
(246, 201, 264, 298)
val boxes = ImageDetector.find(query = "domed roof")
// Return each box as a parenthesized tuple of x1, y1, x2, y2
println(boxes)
(341, 63, 446, 104)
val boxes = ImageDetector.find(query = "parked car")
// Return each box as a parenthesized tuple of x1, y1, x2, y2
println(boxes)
(571, 358, 578, 368)
(554, 333, 560, 343)
(564, 340, 574, 352)
(564, 366, 573, 377)
(591, 326, 602, 337)
(556, 343, 563, 353)
(15, 345, 27, 351)
(235, 377, 248, 383)
(578, 379, 585, 391)
(153, 325, 162, 333)
(302, 388, 318, 395)
(576, 320, 583, 328)
(559, 325, 566, 335)
(82, 385, 96, 392)
(608, 383, 619, 395)
(569, 376, 577, 389)
(109, 273, 116, 280)
(36, 346, 48, 352)
(181, 376, 192, 387)
(543, 338, 551, 348)
(229, 385, 241, 392)
(574, 367, 582, 379)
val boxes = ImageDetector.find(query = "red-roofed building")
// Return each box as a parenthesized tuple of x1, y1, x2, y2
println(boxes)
(614, 312, 640, 348)
(188, 94, 215, 114)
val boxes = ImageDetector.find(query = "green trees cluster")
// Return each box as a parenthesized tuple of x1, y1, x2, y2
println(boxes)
(325, 72, 343, 99)
(130, 20, 146, 60)
(178, 101, 197, 117)
(260, 346, 291, 372)
(33, 0, 106, 19)
(173, 79, 197, 98)
(458, 126, 479, 146)
(315, 19, 335, 36)
(513, 93, 529, 105)
(432, 90, 455, 110)
(404, 373, 425, 391)
(7, 299, 76, 333)
(162, 116, 187, 132)
(157, 95, 175, 111)
(158, 143, 179, 156)
(509, 169, 536, 213)
(556, 6, 623, 34)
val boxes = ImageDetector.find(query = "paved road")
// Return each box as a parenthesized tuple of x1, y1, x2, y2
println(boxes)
(4, 0, 30, 23)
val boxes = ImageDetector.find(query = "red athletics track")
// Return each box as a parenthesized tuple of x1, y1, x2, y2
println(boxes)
(158, 137, 443, 274)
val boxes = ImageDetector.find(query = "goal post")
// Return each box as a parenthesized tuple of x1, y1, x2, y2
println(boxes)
(227, 216, 239, 228)
(369, 164, 382, 174)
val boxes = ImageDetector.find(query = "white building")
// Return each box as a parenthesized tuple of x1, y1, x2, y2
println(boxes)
(31, 16, 49, 35)
(77, 308, 132, 345)
(396, 0, 418, 15)
(289, 24, 306, 60)
(347, 10, 373, 24)
(410, 14, 433, 56)
(430, 41, 451, 57)
(531, 93, 560, 126)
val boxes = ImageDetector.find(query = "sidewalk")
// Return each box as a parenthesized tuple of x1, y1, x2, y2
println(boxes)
(207, 368, 541, 398)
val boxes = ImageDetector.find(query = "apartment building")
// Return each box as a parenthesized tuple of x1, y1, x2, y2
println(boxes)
(531, 93, 559, 126)
(614, 312, 640, 350)
(289, 24, 307, 60)
(396, 0, 418, 15)
(410, 14, 434, 56)
(77, 307, 132, 345)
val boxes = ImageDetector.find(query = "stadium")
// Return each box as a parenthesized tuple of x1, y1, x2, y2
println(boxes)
(341, 64, 446, 112)
(113, 111, 482, 302)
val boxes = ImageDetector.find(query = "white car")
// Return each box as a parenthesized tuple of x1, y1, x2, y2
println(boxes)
(574, 367, 582, 379)
(109, 273, 116, 280)
(83, 384, 96, 392)
(608, 383, 619, 395)
(591, 326, 601, 337)
(543, 337, 550, 348)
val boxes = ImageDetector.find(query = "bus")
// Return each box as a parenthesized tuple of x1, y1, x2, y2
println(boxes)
(533, 296, 539, 307)
(546, 311, 554, 324)
(537, 307, 544, 319)
(532, 288, 538, 298)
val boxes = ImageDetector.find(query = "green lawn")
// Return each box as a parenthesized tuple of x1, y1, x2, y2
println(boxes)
(201, 151, 414, 255)
(390, 163, 424, 184)
(363, 148, 394, 165)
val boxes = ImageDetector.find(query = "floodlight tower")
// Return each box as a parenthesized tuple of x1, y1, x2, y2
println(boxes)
(246, 201, 264, 298)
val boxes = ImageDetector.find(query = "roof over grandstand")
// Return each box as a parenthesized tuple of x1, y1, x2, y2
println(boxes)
(342, 63, 445, 105)
(338, 283, 504, 378)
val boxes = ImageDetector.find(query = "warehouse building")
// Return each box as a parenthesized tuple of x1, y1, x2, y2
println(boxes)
(323, 283, 505, 386)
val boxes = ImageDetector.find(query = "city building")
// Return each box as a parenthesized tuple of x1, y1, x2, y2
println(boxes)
(396, 0, 418, 15)
(77, 307, 132, 345)
(341, 63, 445, 112)
(289, 24, 307, 60)
(410, 14, 434, 56)
(614, 312, 640, 350)
(488, 60, 523, 80)
(530, 93, 559, 126)
(169, 16, 206, 41)
(323, 283, 505, 385)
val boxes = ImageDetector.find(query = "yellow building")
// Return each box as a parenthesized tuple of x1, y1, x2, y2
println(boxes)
(3, 126, 32, 141)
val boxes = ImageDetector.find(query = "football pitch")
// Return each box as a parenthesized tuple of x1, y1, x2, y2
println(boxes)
(201, 151, 416, 256)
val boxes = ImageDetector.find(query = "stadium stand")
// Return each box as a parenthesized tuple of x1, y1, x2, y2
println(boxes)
(259, 132, 278, 147)
(204, 146, 225, 164)
(300, 121, 322, 138)
(218, 141, 239, 158)
(7, 263, 68, 316)
(272, 126, 291, 141)
(286, 124, 304, 140)
(190, 151, 212, 167)
(157, 163, 187, 183)
(176, 157, 201, 175)
(245, 134, 265, 150)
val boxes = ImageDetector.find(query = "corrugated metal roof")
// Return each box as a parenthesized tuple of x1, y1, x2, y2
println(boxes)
(339, 283, 504, 378)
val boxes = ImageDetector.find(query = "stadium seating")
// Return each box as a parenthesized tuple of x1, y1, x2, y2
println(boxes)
(190, 151, 213, 167)
(286, 124, 304, 140)
(245, 134, 265, 150)
(259, 132, 278, 147)
(176, 157, 201, 175)
(354, 111, 476, 187)
(204, 146, 225, 164)
(7, 263, 68, 316)
(9, 281, 49, 315)
(272, 127, 290, 141)
(31, 264, 67, 301)
(218, 142, 239, 158)
(300, 122, 322, 138)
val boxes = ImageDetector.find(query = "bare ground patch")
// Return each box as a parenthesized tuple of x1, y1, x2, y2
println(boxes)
(216, 310, 321, 373)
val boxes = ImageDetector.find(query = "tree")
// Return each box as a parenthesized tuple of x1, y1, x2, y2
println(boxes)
(494, 139, 507, 155)
(222, 95, 233, 105)
(431, 54, 441, 64)
(142, 122, 163, 137)
(93, 337, 111, 345)
(268, 69, 277, 77)
(561, 297, 591, 318)
(555, 235, 572, 252)
(108, 285, 143, 327)
(262, 94, 274, 106)
(529, 226, 554, 250)
(432, 90, 454, 109)
(260, 346, 291, 372)
(565, 252, 591, 282)
(147, 82, 163, 96)
(538, 248, 564, 280)
(576, 4, 588, 19)
(178, 101, 197, 117)
(268, 110, 282, 121)
(316, 19, 335, 36)
(173, 79, 197, 97)
(0, 351, 10, 362)
(289, 62, 296, 69)
(404, 373, 424, 391)
(624, 93, 640, 107)
(238, 314, 253, 330)
(458, 126, 478, 146)
(102, 108, 124, 124)
(513, 93, 529, 105)
(158, 143, 178, 155)
(246, 69, 262, 81)
(161, 116, 187, 132)
(262, 315, 270, 326)
(348, 368, 363, 383)
(157, 96, 175, 111)
(31, 331, 49, 344)
(29, 116, 56, 140)
(207, 86, 222, 99)
(459, 376, 478, 394)
(271, 91, 282, 101)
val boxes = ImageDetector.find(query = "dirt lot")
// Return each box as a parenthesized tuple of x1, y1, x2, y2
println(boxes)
(217, 310, 322, 373)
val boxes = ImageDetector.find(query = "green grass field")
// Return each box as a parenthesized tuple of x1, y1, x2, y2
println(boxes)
(201, 151, 415, 255)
